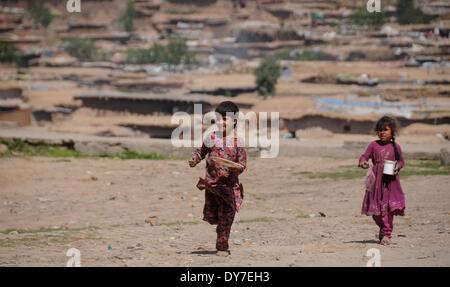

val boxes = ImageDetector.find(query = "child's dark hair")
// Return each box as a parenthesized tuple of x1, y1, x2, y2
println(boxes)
(215, 101, 239, 116)
(374, 116, 400, 161)
(215, 101, 239, 127)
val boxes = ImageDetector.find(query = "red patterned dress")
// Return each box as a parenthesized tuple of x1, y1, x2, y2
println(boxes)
(191, 132, 247, 251)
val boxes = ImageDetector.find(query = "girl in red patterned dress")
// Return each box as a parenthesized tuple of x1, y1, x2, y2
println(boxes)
(189, 101, 247, 256)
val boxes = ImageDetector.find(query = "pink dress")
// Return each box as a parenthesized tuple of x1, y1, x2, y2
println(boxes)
(359, 140, 406, 216)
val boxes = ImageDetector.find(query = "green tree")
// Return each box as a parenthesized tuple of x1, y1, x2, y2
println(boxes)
(27, 2, 54, 28)
(396, 0, 435, 24)
(126, 38, 197, 68)
(62, 38, 102, 62)
(255, 57, 281, 98)
(0, 41, 20, 63)
(119, 0, 135, 32)
(349, 7, 387, 28)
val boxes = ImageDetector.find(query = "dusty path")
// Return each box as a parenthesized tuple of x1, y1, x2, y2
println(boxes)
(0, 156, 449, 266)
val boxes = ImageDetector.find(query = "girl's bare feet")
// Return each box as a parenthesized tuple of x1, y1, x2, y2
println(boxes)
(379, 237, 391, 245)
(216, 250, 231, 257)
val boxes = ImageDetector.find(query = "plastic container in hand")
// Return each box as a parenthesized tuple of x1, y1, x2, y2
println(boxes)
(383, 160, 396, 175)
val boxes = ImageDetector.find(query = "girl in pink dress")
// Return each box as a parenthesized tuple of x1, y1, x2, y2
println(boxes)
(358, 116, 406, 245)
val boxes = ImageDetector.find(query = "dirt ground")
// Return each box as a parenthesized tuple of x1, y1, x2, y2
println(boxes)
(0, 154, 449, 267)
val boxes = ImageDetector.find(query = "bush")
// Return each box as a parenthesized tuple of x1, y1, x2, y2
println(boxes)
(27, 2, 54, 28)
(0, 41, 20, 63)
(165, 37, 192, 65)
(396, 0, 435, 25)
(62, 38, 102, 62)
(119, 0, 135, 32)
(126, 38, 197, 67)
(254, 57, 281, 97)
(348, 7, 388, 27)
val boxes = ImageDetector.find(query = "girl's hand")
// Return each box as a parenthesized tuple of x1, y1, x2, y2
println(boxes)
(188, 159, 197, 167)
(218, 166, 230, 178)
(359, 161, 369, 169)
(394, 163, 400, 175)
